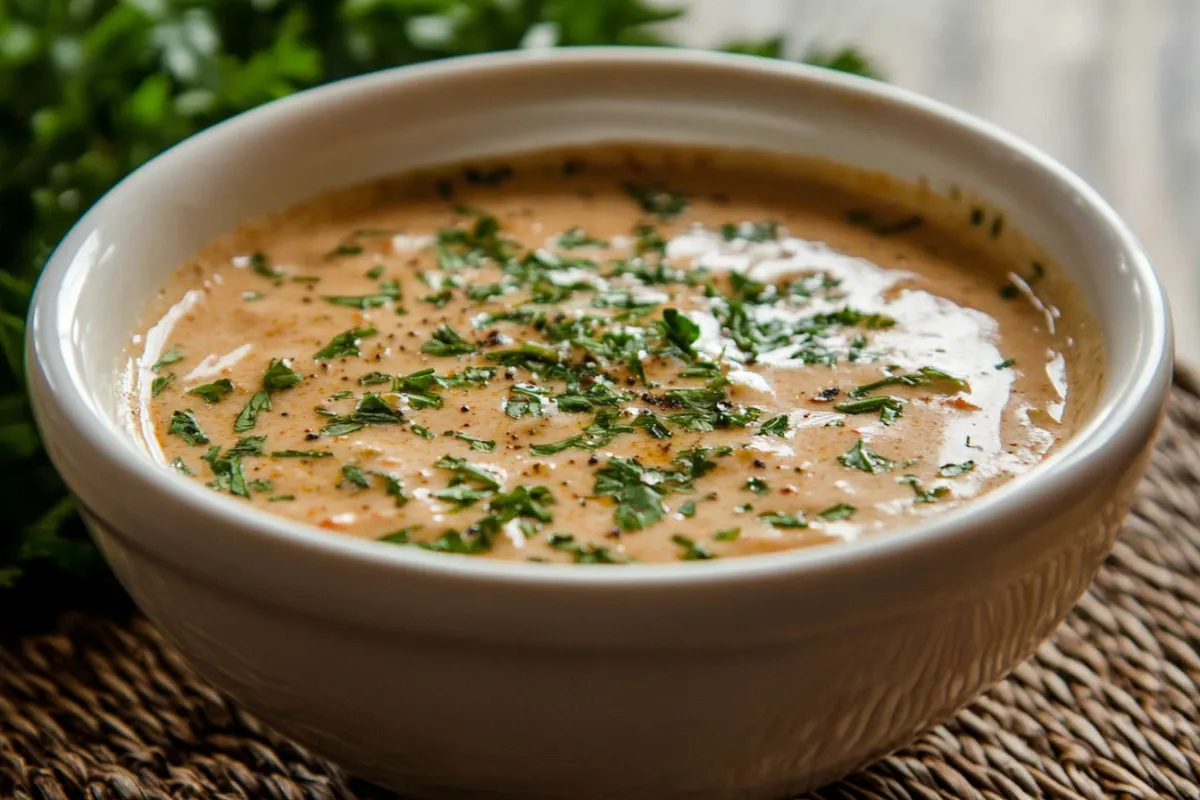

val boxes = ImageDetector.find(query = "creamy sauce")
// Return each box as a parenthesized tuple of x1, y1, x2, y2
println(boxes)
(127, 147, 1100, 564)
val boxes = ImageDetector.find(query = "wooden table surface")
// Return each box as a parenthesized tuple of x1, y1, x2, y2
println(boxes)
(670, 0, 1200, 364)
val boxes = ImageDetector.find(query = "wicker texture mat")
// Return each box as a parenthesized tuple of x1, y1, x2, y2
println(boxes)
(4, 381, 1200, 800)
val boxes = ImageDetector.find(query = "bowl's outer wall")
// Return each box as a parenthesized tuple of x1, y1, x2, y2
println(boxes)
(84, 429, 1149, 799)
(26, 50, 1173, 798)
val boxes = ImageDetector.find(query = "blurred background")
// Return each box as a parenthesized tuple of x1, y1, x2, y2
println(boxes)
(672, 0, 1200, 364)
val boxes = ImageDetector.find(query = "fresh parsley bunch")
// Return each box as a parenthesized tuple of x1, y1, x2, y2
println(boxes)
(0, 0, 877, 603)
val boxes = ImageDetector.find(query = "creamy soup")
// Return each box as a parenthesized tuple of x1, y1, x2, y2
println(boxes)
(127, 146, 1100, 564)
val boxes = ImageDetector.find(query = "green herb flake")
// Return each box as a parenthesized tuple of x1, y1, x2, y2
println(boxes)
(837, 439, 895, 473)
(187, 378, 234, 403)
(657, 308, 700, 360)
(625, 183, 689, 219)
(995, 359, 1016, 369)
(834, 395, 905, 425)
(341, 464, 372, 489)
(557, 227, 608, 249)
(455, 433, 496, 452)
(324, 243, 364, 260)
(714, 528, 741, 541)
(744, 477, 770, 496)
(421, 324, 475, 357)
(151, 373, 175, 397)
(671, 534, 715, 561)
(378, 526, 421, 545)
(314, 327, 377, 360)
(366, 265, 385, 279)
(679, 501, 697, 518)
(899, 475, 950, 503)
(720, 220, 778, 242)
(152, 346, 184, 372)
(171, 457, 193, 476)
(434, 454, 501, 491)
(248, 252, 283, 280)
(816, 503, 856, 522)
(242, 291, 265, 302)
(168, 410, 208, 445)
(271, 449, 333, 459)
(234, 391, 272, 433)
(759, 511, 808, 528)
(758, 415, 789, 437)
(548, 534, 624, 564)
(938, 461, 975, 477)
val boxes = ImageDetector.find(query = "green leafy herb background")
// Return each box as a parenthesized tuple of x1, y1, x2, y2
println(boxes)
(0, 0, 877, 609)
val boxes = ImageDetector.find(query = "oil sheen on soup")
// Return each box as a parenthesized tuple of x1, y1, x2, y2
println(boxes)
(128, 147, 1096, 564)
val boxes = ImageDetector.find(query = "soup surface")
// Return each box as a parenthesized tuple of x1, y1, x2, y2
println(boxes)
(128, 146, 1097, 564)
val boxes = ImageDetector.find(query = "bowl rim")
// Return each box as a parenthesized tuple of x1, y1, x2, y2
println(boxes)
(27, 46, 1172, 591)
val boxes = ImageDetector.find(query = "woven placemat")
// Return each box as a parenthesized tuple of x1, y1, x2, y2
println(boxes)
(4, 379, 1200, 800)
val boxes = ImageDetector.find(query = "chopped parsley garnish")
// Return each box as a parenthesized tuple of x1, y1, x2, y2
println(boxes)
(434, 454, 501, 491)
(816, 503, 856, 521)
(234, 391, 272, 433)
(556, 227, 608, 249)
(714, 528, 741, 541)
(531, 409, 634, 455)
(547, 534, 624, 564)
(249, 252, 283, 280)
(504, 384, 550, 419)
(679, 501, 697, 518)
(995, 359, 1016, 369)
(263, 359, 302, 391)
(271, 450, 333, 458)
(759, 510, 808, 528)
(420, 289, 454, 308)
(324, 243, 364, 260)
(593, 457, 668, 532)
(899, 475, 949, 503)
(242, 291, 264, 302)
(341, 464, 372, 489)
(744, 477, 769, 496)
(412, 424, 435, 440)
(171, 457, 193, 476)
(417, 530, 491, 555)
(168, 410, 208, 445)
(421, 324, 475, 357)
(323, 280, 402, 309)
(152, 346, 183, 372)
(848, 367, 965, 399)
(720, 220, 778, 242)
(455, 433, 496, 452)
(662, 378, 763, 431)
(758, 415, 789, 436)
(838, 439, 895, 473)
(625, 183, 688, 219)
(379, 526, 421, 545)
(187, 378, 234, 403)
(319, 392, 403, 435)
(151, 374, 175, 397)
(671, 534, 715, 560)
(634, 412, 672, 439)
(656, 308, 700, 360)
(314, 327, 377, 360)
(234, 359, 303, 432)
(366, 265, 385, 279)
(834, 395, 904, 425)
(199, 437, 264, 498)
(938, 461, 975, 477)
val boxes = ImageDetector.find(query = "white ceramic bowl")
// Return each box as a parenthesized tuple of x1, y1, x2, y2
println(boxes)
(27, 49, 1172, 799)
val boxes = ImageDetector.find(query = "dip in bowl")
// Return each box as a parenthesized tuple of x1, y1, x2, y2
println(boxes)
(27, 49, 1171, 799)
